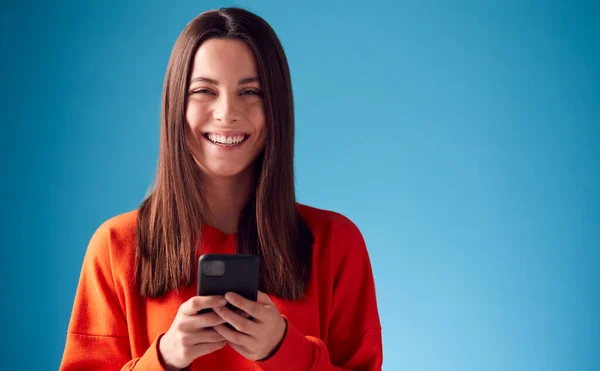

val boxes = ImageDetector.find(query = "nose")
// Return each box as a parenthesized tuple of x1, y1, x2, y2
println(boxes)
(212, 94, 241, 125)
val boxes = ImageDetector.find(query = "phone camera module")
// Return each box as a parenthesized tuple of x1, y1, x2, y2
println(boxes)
(203, 260, 225, 277)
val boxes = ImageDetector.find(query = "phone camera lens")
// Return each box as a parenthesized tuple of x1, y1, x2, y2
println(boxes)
(203, 260, 225, 277)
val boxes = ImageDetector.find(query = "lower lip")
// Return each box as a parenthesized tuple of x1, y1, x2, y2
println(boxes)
(202, 135, 249, 151)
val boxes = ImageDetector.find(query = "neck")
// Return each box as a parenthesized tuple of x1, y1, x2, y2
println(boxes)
(201, 170, 255, 235)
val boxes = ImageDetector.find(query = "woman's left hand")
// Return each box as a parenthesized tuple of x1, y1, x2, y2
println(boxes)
(212, 290, 286, 361)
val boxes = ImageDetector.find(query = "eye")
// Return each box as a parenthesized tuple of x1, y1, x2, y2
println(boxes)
(191, 89, 215, 95)
(241, 89, 263, 97)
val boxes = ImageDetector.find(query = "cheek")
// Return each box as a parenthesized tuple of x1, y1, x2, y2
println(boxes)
(186, 102, 209, 136)
(248, 103, 266, 132)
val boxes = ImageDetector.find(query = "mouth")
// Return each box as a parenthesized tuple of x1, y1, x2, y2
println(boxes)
(202, 132, 250, 147)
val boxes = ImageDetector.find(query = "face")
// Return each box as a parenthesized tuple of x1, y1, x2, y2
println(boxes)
(185, 38, 266, 179)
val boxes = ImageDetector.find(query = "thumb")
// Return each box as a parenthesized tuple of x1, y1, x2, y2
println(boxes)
(257, 291, 274, 305)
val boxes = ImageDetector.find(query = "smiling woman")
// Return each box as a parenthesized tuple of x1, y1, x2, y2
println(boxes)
(185, 38, 267, 177)
(59, 7, 382, 371)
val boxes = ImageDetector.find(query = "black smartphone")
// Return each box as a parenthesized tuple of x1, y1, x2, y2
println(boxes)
(197, 254, 260, 315)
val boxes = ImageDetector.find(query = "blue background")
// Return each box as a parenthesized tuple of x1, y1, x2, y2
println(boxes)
(1, 0, 598, 370)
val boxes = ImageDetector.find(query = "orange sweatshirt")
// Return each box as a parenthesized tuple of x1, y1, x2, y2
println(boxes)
(59, 204, 383, 370)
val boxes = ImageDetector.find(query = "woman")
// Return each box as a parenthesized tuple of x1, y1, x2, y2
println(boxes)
(60, 7, 382, 371)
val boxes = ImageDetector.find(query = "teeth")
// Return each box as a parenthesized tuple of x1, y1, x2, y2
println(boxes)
(207, 133, 246, 145)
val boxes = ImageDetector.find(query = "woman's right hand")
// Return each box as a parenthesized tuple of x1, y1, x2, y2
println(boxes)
(158, 296, 229, 370)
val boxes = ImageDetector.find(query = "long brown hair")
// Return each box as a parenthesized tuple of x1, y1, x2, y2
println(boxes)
(135, 7, 313, 300)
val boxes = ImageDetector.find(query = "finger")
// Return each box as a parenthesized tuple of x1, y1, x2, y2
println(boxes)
(178, 311, 228, 332)
(224, 292, 265, 320)
(190, 328, 227, 345)
(214, 306, 259, 335)
(188, 340, 227, 359)
(180, 296, 226, 315)
(257, 291, 274, 305)
(234, 308, 251, 319)
(213, 324, 253, 347)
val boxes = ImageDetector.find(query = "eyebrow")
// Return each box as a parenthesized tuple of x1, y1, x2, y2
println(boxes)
(190, 76, 260, 85)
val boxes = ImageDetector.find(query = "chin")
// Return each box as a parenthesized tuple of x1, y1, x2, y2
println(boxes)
(206, 165, 250, 178)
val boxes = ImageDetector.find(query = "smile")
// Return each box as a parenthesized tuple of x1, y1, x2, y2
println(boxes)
(203, 133, 249, 147)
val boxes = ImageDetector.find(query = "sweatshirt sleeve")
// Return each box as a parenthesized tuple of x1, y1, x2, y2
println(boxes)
(59, 221, 168, 371)
(256, 215, 383, 371)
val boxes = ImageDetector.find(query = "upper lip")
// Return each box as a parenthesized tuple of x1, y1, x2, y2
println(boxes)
(203, 131, 249, 136)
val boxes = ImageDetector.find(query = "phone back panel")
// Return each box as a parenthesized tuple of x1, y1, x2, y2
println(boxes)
(197, 254, 260, 301)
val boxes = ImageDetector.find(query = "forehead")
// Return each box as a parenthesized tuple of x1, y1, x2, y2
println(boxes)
(190, 38, 259, 80)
